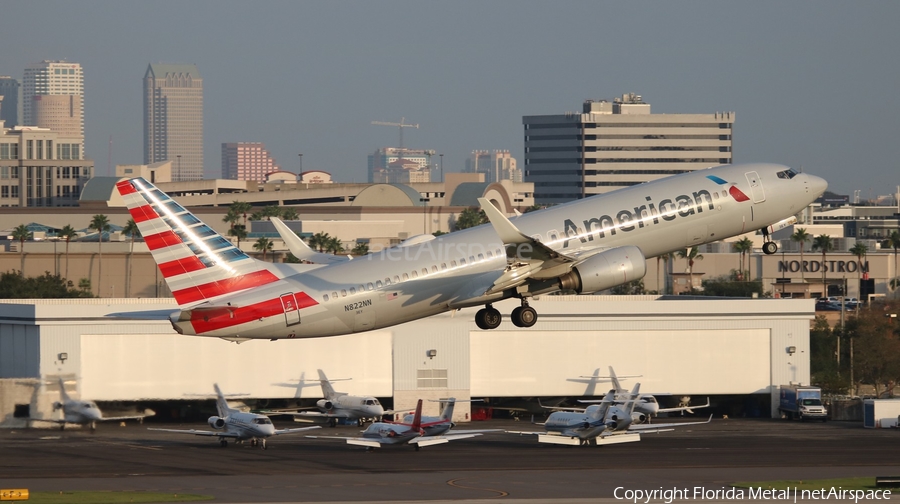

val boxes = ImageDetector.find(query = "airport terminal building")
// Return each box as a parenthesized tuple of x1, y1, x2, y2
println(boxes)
(0, 295, 814, 426)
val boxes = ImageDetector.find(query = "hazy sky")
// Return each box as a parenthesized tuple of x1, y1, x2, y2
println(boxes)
(3, 1, 898, 198)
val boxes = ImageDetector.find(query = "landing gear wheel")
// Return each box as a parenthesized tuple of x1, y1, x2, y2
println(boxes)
(762, 241, 778, 255)
(261, 438, 267, 450)
(328, 418, 337, 428)
(475, 305, 502, 330)
(220, 439, 228, 447)
(90, 421, 96, 434)
(511, 306, 538, 327)
(357, 418, 363, 427)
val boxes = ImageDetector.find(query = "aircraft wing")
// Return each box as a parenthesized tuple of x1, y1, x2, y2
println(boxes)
(440, 429, 503, 435)
(627, 414, 713, 432)
(306, 435, 400, 448)
(271, 217, 350, 264)
(273, 425, 321, 435)
(408, 433, 483, 447)
(506, 430, 543, 435)
(105, 309, 179, 320)
(657, 397, 711, 414)
(264, 410, 352, 420)
(100, 411, 155, 422)
(28, 418, 65, 425)
(147, 427, 242, 438)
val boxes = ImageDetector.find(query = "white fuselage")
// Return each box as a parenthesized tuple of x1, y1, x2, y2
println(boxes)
(320, 395, 384, 421)
(215, 412, 277, 440)
(170, 163, 826, 339)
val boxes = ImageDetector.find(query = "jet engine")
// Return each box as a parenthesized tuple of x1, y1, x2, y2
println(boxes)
(557, 246, 646, 294)
(52, 401, 63, 411)
(208, 416, 226, 429)
(631, 412, 648, 424)
(317, 400, 334, 411)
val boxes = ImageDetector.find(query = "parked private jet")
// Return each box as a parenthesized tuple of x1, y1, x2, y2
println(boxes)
(113, 163, 826, 340)
(29, 378, 155, 432)
(512, 384, 711, 446)
(308, 399, 494, 450)
(264, 369, 386, 426)
(147, 384, 320, 449)
(574, 366, 709, 423)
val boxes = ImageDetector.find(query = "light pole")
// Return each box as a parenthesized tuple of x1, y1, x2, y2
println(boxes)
(781, 249, 786, 297)
(176, 155, 181, 178)
(439, 154, 443, 183)
(298, 153, 303, 173)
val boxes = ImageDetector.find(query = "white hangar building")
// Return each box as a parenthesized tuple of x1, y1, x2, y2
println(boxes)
(0, 296, 814, 425)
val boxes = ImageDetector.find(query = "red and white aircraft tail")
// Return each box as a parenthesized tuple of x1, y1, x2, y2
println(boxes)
(116, 178, 280, 308)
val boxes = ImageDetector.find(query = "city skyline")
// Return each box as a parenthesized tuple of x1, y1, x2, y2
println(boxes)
(2, 1, 898, 198)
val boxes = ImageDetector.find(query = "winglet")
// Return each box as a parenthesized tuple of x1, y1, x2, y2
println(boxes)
(477, 198, 531, 244)
(410, 399, 424, 432)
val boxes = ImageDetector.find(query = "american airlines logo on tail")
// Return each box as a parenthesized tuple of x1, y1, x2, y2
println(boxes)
(706, 174, 750, 202)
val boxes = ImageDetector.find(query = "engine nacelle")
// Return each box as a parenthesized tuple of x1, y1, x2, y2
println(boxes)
(317, 400, 334, 411)
(631, 412, 648, 424)
(208, 416, 225, 429)
(558, 246, 646, 294)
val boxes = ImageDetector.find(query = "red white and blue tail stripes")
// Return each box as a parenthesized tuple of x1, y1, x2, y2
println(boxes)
(116, 178, 280, 307)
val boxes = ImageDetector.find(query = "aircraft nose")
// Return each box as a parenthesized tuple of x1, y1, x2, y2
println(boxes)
(805, 173, 828, 198)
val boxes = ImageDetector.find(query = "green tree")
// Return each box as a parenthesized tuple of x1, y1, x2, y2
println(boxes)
(58, 225, 78, 282)
(90, 214, 111, 297)
(676, 247, 704, 292)
(11, 224, 31, 276)
(791, 228, 812, 281)
(455, 207, 488, 230)
(261, 205, 282, 221)
(659, 252, 672, 294)
(812, 235, 834, 298)
(351, 242, 370, 256)
(228, 224, 247, 249)
(884, 230, 900, 293)
(280, 207, 299, 221)
(325, 236, 344, 254)
(223, 208, 241, 234)
(610, 279, 645, 295)
(848, 301, 900, 397)
(122, 219, 141, 297)
(432, 230, 447, 237)
(230, 201, 252, 229)
(732, 237, 753, 281)
(849, 241, 868, 306)
(253, 237, 274, 262)
(308, 232, 331, 252)
(702, 276, 765, 298)
(0, 271, 93, 299)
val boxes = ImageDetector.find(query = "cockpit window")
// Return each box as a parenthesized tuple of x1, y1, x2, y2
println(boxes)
(253, 418, 273, 425)
(777, 169, 798, 179)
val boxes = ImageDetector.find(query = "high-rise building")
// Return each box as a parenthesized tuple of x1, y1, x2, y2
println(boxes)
(523, 93, 734, 204)
(221, 142, 280, 182)
(367, 148, 434, 183)
(143, 63, 203, 181)
(465, 150, 520, 183)
(22, 61, 83, 147)
(0, 76, 19, 128)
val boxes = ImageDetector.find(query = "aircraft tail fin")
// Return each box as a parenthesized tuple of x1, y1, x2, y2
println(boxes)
(623, 383, 641, 415)
(409, 399, 424, 432)
(57, 377, 71, 403)
(213, 383, 234, 417)
(317, 369, 338, 400)
(115, 178, 280, 308)
(440, 398, 457, 422)
(608, 366, 623, 393)
(591, 389, 617, 421)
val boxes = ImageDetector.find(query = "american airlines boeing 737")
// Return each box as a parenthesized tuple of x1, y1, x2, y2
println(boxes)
(115, 163, 826, 340)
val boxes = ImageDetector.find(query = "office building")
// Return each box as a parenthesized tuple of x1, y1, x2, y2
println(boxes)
(221, 142, 280, 182)
(0, 77, 19, 128)
(368, 148, 434, 183)
(0, 125, 93, 207)
(523, 93, 734, 204)
(143, 64, 203, 181)
(465, 150, 521, 183)
(22, 61, 83, 147)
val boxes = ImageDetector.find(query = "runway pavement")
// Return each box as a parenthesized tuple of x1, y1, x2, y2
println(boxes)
(1, 417, 898, 503)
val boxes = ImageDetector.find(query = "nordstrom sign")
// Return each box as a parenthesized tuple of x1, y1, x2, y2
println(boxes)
(778, 260, 867, 274)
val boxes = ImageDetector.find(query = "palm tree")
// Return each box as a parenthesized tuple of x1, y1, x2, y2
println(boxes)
(280, 207, 299, 221)
(253, 237, 273, 262)
(11, 224, 31, 276)
(325, 236, 344, 254)
(228, 224, 247, 249)
(732, 237, 753, 281)
(884, 230, 900, 291)
(58, 225, 78, 282)
(659, 252, 671, 294)
(791, 228, 812, 281)
(308, 232, 331, 252)
(676, 247, 704, 292)
(90, 214, 111, 297)
(849, 242, 868, 306)
(230, 201, 252, 229)
(351, 242, 370, 256)
(812, 234, 834, 298)
(122, 219, 141, 297)
(261, 205, 281, 221)
(223, 208, 241, 235)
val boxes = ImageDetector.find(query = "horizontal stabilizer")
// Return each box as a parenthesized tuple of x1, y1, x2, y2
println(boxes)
(271, 217, 349, 264)
(105, 309, 179, 320)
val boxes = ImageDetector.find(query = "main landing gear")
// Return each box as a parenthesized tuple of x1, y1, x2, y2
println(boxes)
(761, 228, 778, 255)
(475, 300, 538, 330)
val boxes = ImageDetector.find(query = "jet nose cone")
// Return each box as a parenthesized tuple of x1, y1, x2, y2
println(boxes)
(806, 174, 828, 198)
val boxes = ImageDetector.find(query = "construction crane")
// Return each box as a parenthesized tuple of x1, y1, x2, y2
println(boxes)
(371, 117, 419, 158)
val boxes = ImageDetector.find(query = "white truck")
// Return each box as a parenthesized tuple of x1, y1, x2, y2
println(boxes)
(779, 385, 828, 421)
